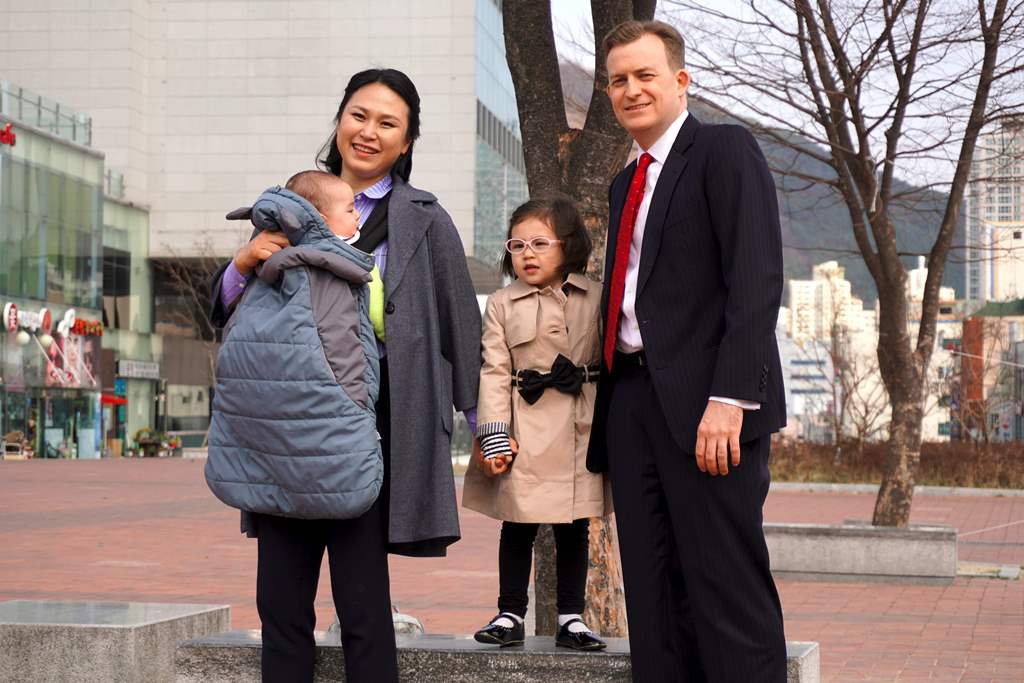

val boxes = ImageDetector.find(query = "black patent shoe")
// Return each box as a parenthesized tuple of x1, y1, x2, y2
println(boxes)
(473, 613, 525, 647)
(555, 619, 607, 651)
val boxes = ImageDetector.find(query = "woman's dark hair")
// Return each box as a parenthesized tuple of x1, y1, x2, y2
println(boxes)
(501, 196, 592, 279)
(317, 68, 421, 182)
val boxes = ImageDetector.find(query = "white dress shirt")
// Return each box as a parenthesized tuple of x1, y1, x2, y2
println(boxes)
(616, 108, 759, 411)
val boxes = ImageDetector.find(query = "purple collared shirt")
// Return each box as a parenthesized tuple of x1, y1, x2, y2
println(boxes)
(219, 175, 477, 433)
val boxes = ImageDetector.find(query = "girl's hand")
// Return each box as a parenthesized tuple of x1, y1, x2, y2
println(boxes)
(233, 231, 291, 275)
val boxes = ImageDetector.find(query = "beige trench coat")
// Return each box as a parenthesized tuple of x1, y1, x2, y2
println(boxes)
(463, 273, 612, 523)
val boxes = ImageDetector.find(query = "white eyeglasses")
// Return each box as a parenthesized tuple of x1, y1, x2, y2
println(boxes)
(504, 237, 563, 254)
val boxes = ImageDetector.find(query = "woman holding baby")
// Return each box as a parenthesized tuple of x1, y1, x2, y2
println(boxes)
(209, 69, 481, 683)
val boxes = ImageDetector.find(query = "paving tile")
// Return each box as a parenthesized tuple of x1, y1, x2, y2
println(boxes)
(1, 459, 1021, 682)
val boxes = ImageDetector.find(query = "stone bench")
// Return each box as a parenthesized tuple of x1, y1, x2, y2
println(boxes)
(765, 522, 957, 580)
(0, 600, 230, 683)
(176, 630, 820, 682)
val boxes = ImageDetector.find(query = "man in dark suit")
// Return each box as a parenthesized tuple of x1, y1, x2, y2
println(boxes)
(587, 20, 787, 682)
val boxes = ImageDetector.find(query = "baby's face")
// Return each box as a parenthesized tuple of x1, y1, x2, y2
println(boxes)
(320, 180, 361, 239)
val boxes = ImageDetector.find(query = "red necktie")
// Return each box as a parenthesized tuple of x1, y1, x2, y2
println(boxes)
(603, 152, 654, 371)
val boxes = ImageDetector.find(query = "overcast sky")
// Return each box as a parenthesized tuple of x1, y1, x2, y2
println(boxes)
(551, 0, 750, 66)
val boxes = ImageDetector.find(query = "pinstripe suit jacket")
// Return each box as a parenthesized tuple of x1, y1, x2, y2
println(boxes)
(587, 114, 786, 473)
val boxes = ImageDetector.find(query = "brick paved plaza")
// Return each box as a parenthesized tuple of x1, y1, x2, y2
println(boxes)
(0, 459, 1021, 682)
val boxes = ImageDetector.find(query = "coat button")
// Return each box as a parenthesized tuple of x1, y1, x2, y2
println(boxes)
(385, 301, 395, 314)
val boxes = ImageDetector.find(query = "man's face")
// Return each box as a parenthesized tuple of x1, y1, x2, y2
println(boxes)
(606, 33, 689, 149)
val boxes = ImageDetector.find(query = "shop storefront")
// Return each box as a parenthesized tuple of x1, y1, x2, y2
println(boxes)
(1, 301, 103, 458)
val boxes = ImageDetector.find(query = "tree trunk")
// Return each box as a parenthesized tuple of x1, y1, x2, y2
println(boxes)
(533, 526, 558, 635)
(584, 515, 628, 636)
(504, 0, 655, 638)
(872, 397, 923, 526)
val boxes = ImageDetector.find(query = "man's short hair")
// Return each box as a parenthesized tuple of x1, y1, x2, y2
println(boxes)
(603, 20, 685, 70)
(285, 170, 341, 215)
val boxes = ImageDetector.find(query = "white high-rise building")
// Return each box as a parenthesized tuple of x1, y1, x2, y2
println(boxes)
(0, 0, 528, 263)
(786, 261, 871, 344)
(783, 258, 959, 442)
(965, 117, 1024, 302)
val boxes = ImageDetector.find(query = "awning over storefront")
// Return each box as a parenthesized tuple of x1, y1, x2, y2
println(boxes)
(101, 393, 127, 405)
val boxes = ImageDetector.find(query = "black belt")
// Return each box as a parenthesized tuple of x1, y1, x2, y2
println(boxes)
(511, 354, 600, 405)
(613, 350, 648, 371)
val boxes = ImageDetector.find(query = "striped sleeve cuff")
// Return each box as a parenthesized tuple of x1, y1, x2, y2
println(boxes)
(477, 421, 512, 459)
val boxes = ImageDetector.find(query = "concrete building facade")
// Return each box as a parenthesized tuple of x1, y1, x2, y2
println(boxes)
(787, 261, 873, 345)
(0, 0, 527, 265)
(965, 117, 1024, 302)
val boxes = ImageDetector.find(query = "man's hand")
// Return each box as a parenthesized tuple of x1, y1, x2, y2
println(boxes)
(233, 231, 290, 275)
(694, 401, 743, 476)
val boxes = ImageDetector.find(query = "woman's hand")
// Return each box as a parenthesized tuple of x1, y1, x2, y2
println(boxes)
(472, 437, 519, 477)
(483, 455, 512, 477)
(233, 231, 291, 275)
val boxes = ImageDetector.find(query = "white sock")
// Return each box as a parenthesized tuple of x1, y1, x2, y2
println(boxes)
(493, 612, 523, 628)
(558, 613, 591, 633)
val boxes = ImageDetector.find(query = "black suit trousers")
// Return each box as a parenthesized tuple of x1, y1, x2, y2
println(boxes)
(254, 360, 398, 683)
(606, 363, 786, 682)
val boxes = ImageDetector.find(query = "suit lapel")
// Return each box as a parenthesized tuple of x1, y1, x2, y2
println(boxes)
(384, 180, 431, 298)
(636, 114, 700, 296)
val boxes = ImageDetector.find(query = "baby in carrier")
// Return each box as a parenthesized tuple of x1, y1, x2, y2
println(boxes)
(205, 170, 385, 524)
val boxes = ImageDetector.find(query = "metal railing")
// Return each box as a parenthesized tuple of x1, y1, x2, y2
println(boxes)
(0, 80, 92, 146)
(105, 168, 126, 199)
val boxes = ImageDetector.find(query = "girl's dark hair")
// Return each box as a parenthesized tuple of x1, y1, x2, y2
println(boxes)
(501, 196, 592, 279)
(317, 68, 422, 182)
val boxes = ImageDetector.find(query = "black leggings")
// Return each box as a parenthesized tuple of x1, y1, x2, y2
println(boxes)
(497, 518, 590, 618)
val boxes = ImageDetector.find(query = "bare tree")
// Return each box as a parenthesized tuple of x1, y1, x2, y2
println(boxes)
(789, 297, 889, 450)
(841, 345, 891, 447)
(669, 0, 1024, 525)
(502, 0, 657, 637)
(152, 239, 224, 443)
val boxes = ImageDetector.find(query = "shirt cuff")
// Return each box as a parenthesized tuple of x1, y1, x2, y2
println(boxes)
(463, 407, 478, 436)
(221, 261, 251, 306)
(710, 396, 761, 411)
(476, 421, 511, 459)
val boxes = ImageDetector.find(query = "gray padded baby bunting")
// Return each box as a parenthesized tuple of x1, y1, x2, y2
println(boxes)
(205, 187, 383, 520)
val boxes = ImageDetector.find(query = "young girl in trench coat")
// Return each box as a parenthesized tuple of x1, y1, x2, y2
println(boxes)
(463, 197, 611, 651)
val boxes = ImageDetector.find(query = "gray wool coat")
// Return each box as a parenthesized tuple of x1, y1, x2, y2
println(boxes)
(376, 178, 481, 556)
(210, 177, 481, 557)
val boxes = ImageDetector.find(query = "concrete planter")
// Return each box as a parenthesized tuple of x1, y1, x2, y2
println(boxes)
(176, 630, 820, 682)
(765, 522, 957, 579)
(0, 601, 230, 683)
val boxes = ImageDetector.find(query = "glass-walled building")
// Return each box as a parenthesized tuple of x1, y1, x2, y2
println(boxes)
(101, 197, 161, 455)
(0, 85, 105, 458)
(474, 0, 529, 269)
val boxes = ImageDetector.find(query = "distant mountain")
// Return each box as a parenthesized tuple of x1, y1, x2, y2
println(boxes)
(557, 61, 965, 301)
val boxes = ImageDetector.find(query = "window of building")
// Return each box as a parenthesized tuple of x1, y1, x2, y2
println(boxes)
(0, 153, 101, 307)
(152, 259, 218, 341)
(102, 247, 130, 329)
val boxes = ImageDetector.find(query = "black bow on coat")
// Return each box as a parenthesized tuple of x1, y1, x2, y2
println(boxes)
(516, 354, 587, 405)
